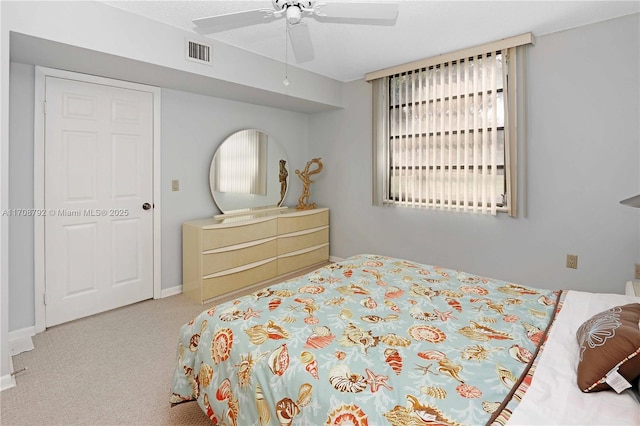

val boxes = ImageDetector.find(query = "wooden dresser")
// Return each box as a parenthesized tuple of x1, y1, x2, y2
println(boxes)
(182, 207, 329, 304)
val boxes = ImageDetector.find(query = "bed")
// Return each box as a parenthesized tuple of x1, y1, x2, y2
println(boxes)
(170, 254, 640, 425)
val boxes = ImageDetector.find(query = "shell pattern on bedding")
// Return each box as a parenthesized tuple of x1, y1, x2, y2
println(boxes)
(170, 254, 558, 425)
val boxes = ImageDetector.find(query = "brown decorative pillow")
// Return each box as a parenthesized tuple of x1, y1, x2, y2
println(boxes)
(576, 303, 640, 392)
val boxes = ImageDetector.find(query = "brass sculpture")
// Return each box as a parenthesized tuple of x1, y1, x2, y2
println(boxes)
(278, 159, 288, 206)
(295, 158, 323, 210)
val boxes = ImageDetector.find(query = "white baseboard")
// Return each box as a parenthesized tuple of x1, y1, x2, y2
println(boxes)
(8, 326, 35, 356)
(1, 358, 16, 391)
(161, 285, 182, 298)
(329, 256, 345, 263)
(1, 373, 16, 391)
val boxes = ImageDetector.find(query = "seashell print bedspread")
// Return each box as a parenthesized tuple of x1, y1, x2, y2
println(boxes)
(170, 254, 560, 425)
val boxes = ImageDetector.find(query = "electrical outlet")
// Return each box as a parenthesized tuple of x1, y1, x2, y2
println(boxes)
(566, 254, 578, 269)
(171, 179, 180, 192)
(635, 263, 640, 280)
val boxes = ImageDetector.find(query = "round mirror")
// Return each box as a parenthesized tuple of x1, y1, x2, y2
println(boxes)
(209, 129, 289, 214)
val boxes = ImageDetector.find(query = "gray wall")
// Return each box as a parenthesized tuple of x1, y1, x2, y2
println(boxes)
(160, 88, 309, 290)
(8, 69, 309, 331)
(310, 13, 640, 294)
(8, 63, 35, 333)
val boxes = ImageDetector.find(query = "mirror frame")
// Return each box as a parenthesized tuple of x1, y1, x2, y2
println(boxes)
(209, 129, 289, 215)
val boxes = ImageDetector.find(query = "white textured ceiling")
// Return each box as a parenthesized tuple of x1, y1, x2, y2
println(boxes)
(103, 0, 639, 82)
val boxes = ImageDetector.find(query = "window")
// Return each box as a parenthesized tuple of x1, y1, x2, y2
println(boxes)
(369, 34, 532, 216)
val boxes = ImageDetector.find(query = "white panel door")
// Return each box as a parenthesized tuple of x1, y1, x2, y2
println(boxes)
(44, 76, 154, 327)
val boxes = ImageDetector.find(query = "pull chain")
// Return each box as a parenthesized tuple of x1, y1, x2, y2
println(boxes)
(283, 18, 290, 87)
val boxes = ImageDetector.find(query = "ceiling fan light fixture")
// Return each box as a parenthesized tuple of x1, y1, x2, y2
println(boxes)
(286, 5, 303, 25)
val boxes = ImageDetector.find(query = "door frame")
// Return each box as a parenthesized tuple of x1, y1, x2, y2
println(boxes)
(33, 66, 162, 333)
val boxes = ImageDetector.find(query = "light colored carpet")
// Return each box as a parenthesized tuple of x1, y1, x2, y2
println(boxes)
(1, 293, 215, 425)
(0, 263, 329, 425)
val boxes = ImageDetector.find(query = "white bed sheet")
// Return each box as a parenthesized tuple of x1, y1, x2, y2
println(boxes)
(508, 290, 640, 425)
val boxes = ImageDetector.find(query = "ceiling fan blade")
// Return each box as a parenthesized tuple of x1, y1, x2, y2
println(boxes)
(193, 9, 278, 34)
(314, 2, 399, 22)
(288, 23, 315, 63)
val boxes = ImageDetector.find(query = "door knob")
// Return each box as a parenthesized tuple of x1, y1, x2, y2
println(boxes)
(142, 202, 152, 210)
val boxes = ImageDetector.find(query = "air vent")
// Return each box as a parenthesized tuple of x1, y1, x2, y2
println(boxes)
(185, 39, 212, 65)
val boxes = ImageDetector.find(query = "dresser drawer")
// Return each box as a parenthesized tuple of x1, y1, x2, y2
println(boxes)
(203, 238, 277, 276)
(278, 209, 328, 234)
(183, 208, 329, 304)
(202, 259, 278, 301)
(278, 227, 328, 256)
(202, 218, 277, 251)
(277, 244, 329, 276)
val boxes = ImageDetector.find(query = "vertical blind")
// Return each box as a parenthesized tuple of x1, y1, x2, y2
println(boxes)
(215, 129, 267, 195)
(389, 52, 505, 214)
(369, 33, 532, 217)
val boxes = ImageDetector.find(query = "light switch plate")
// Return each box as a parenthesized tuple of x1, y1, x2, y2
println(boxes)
(171, 179, 180, 191)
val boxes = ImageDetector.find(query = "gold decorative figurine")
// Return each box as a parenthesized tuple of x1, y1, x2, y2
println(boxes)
(295, 158, 323, 210)
(278, 159, 288, 206)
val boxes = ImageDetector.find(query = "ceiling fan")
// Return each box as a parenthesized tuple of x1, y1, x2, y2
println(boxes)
(192, 1, 399, 63)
